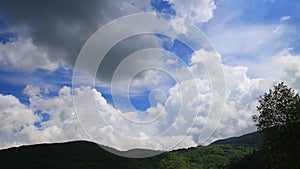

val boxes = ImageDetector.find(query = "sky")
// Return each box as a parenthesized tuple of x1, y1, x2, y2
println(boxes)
(0, 0, 300, 153)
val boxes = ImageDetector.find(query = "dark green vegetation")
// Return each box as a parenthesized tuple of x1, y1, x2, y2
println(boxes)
(0, 127, 297, 169)
(0, 138, 256, 169)
(211, 131, 264, 147)
(251, 82, 300, 169)
(228, 122, 300, 169)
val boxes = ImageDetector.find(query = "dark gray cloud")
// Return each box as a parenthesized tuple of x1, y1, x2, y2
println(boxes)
(98, 34, 162, 85)
(0, 0, 171, 87)
(0, 0, 143, 66)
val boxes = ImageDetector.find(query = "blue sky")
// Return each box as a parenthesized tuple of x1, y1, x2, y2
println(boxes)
(0, 0, 299, 151)
(0, 65, 73, 103)
(204, 0, 300, 63)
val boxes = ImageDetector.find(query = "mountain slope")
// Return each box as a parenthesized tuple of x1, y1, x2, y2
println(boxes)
(0, 132, 262, 169)
(0, 141, 159, 169)
(210, 131, 264, 147)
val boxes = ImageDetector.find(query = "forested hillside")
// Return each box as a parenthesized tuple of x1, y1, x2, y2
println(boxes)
(0, 132, 260, 169)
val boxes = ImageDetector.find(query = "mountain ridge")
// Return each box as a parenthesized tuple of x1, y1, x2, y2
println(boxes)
(0, 131, 262, 169)
(210, 131, 264, 147)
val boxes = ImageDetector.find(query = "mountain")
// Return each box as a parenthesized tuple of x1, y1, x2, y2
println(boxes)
(0, 132, 262, 169)
(210, 131, 264, 147)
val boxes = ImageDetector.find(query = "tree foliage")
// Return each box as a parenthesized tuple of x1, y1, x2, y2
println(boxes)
(253, 82, 300, 131)
(252, 82, 300, 168)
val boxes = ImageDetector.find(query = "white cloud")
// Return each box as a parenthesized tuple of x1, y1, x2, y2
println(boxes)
(210, 65, 273, 141)
(0, 93, 62, 149)
(147, 103, 165, 117)
(0, 94, 38, 135)
(243, 48, 300, 91)
(190, 49, 223, 80)
(0, 86, 86, 150)
(75, 84, 202, 151)
(197, 75, 273, 144)
(169, 0, 216, 23)
(130, 69, 167, 87)
(270, 48, 300, 90)
(0, 66, 281, 151)
(209, 24, 283, 58)
(170, 17, 188, 34)
(188, 49, 275, 144)
(1, 46, 299, 152)
(71, 48, 279, 149)
(0, 84, 201, 151)
(201, 48, 300, 144)
(0, 37, 58, 71)
(280, 16, 290, 23)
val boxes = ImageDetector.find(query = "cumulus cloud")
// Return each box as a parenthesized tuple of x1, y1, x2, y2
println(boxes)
(169, 0, 216, 23)
(244, 48, 300, 91)
(0, 84, 201, 151)
(186, 49, 275, 144)
(270, 48, 300, 90)
(207, 65, 274, 143)
(74, 83, 202, 151)
(2, 48, 299, 151)
(201, 48, 300, 143)
(0, 94, 39, 143)
(0, 45, 282, 151)
(95, 47, 283, 148)
(0, 37, 58, 71)
(0, 86, 86, 149)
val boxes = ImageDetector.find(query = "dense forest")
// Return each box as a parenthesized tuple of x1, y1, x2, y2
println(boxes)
(0, 132, 261, 169)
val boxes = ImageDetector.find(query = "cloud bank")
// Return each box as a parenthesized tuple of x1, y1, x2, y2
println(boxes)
(1, 48, 299, 150)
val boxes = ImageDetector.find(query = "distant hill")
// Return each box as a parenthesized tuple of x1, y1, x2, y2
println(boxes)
(0, 132, 263, 169)
(211, 131, 264, 147)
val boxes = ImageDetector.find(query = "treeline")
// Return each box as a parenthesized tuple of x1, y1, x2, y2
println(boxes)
(0, 141, 255, 169)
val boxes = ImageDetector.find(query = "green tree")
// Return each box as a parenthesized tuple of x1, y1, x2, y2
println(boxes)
(253, 82, 300, 130)
(252, 82, 300, 168)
